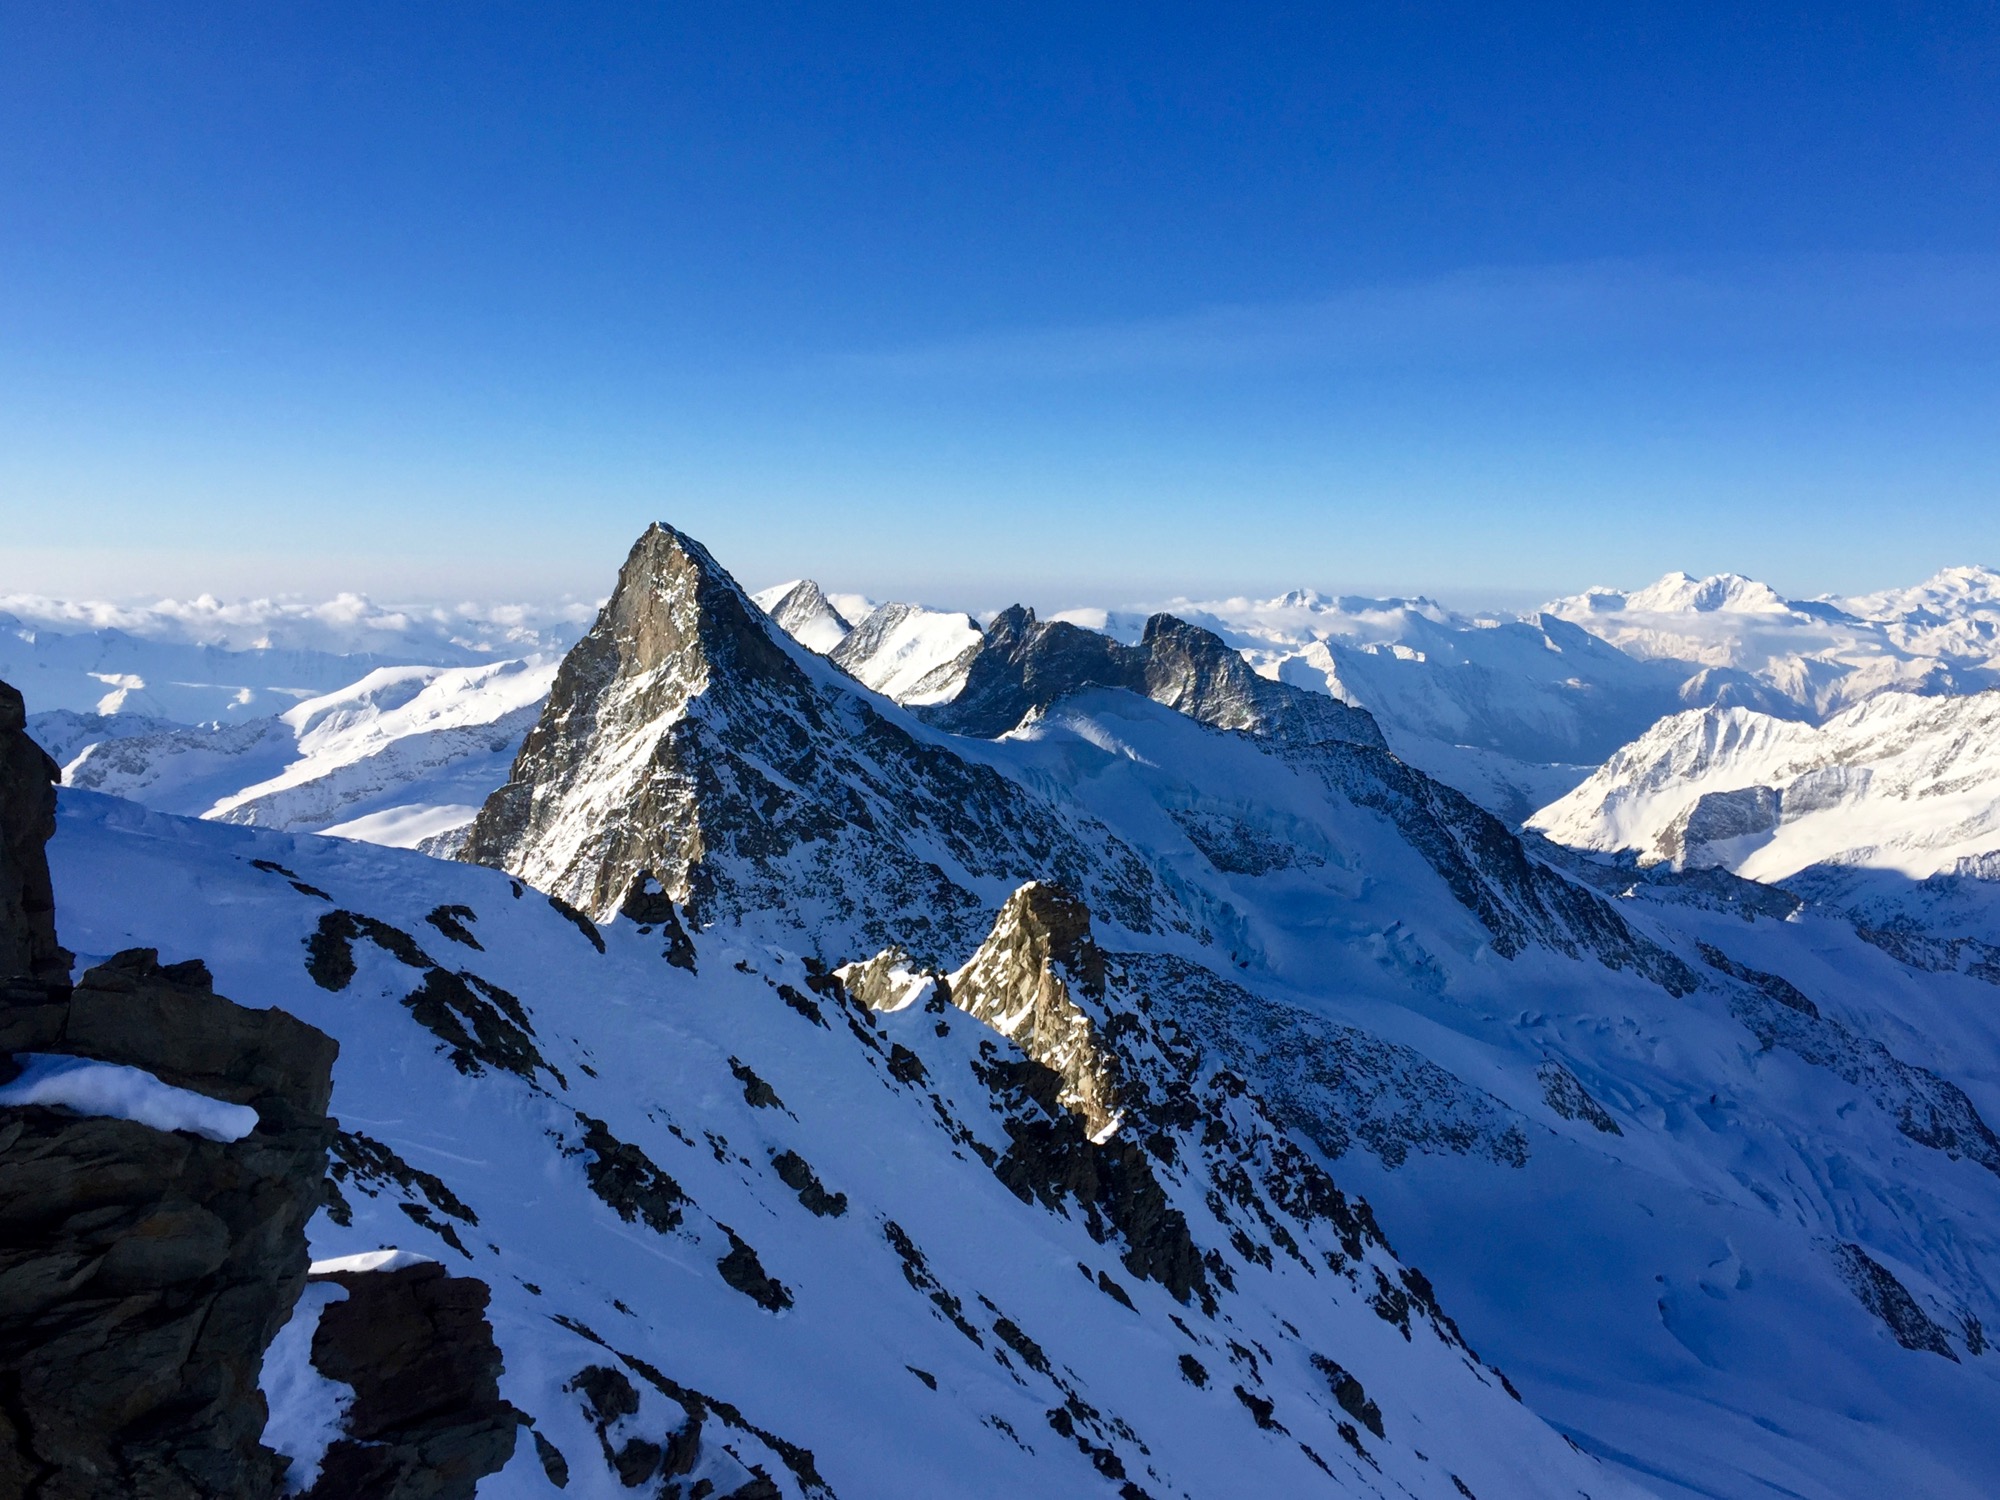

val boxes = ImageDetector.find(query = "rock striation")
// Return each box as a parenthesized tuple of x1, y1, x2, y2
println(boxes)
(944, 883, 1122, 1138)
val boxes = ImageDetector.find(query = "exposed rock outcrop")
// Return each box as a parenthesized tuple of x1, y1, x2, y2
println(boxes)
(0, 951, 338, 1499)
(0, 680, 341, 1499)
(946, 884, 1122, 1138)
(918, 606, 1388, 750)
(299, 1261, 520, 1499)
(0, 681, 69, 997)
(461, 524, 1175, 961)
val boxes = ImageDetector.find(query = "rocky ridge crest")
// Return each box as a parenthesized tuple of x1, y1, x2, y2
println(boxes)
(462, 524, 1181, 961)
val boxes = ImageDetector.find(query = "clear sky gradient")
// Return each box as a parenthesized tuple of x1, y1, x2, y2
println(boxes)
(4, 3, 1999, 610)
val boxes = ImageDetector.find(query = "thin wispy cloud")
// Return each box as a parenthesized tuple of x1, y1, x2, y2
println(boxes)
(842, 253, 2000, 380)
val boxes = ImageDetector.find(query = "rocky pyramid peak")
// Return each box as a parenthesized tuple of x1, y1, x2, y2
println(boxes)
(462, 525, 1179, 959)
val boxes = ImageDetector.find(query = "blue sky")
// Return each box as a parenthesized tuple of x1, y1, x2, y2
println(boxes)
(3, 2, 1999, 609)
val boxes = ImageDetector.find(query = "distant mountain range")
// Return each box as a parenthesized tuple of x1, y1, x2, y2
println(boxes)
(8, 539, 2000, 1497)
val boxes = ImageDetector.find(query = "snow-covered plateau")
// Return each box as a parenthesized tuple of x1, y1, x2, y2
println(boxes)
(7, 545, 2000, 1497)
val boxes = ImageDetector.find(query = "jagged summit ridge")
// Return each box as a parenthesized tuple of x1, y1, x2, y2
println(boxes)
(462, 524, 1175, 959)
(918, 603, 1388, 749)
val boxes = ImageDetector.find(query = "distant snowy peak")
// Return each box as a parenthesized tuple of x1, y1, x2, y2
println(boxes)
(830, 600, 984, 704)
(1840, 564, 2000, 623)
(752, 582, 983, 703)
(751, 579, 853, 655)
(1539, 567, 2000, 721)
(1528, 689, 2000, 882)
(1561, 571, 1797, 617)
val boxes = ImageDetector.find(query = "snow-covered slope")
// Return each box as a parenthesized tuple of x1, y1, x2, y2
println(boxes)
(829, 600, 984, 703)
(751, 581, 986, 704)
(53, 656, 557, 849)
(1527, 690, 2000, 882)
(451, 522, 2000, 1499)
(0, 596, 585, 723)
(49, 791, 1630, 1500)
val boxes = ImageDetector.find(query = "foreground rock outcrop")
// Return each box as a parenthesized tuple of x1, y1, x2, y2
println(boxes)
(295, 1259, 519, 1500)
(0, 682, 68, 997)
(1, 679, 344, 1499)
(0, 949, 339, 1497)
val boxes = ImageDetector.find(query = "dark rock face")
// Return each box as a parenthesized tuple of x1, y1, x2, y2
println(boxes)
(0, 951, 338, 1500)
(0, 680, 69, 996)
(0, 690, 342, 1498)
(461, 524, 1176, 963)
(918, 607, 1388, 751)
(1833, 1243, 1959, 1359)
(301, 1263, 521, 1499)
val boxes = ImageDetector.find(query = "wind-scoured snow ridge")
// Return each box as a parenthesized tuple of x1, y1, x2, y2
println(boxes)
(50, 790, 1626, 1500)
(463, 524, 1185, 960)
(829, 599, 985, 704)
(1527, 691, 2000, 882)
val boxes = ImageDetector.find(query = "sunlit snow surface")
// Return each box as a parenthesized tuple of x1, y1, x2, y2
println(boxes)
(51, 790, 1643, 1500)
(259, 1282, 356, 1494)
(1529, 690, 2000, 881)
(47, 715, 2000, 1500)
(0, 1052, 258, 1141)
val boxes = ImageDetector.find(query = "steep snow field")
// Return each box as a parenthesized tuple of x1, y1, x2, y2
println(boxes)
(50, 792, 1627, 1500)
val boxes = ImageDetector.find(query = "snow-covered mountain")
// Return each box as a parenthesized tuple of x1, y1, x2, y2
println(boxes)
(1527, 690, 2000, 883)
(450, 525, 2000, 1498)
(750, 581, 985, 704)
(46, 792, 1626, 1500)
(16, 526, 2000, 1498)
(44, 656, 557, 849)
(1543, 568, 2000, 719)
